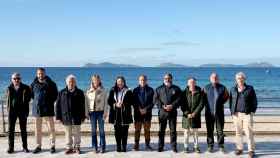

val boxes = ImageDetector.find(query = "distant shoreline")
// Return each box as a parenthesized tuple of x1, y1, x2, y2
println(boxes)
(0, 66, 278, 68)
(83, 62, 277, 68)
(0, 61, 277, 68)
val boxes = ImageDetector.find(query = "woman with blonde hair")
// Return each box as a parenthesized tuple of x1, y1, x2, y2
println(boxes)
(85, 74, 108, 153)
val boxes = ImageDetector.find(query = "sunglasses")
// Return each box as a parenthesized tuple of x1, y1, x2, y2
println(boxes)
(12, 78, 21, 81)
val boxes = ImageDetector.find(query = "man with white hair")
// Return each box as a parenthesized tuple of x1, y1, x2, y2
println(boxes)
(229, 72, 258, 158)
(6, 73, 31, 154)
(56, 74, 86, 155)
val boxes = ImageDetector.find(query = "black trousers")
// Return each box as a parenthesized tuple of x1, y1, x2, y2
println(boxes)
(8, 113, 28, 149)
(114, 125, 129, 151)
(206, 114, 225, 147)
(158, 112, 177, 149)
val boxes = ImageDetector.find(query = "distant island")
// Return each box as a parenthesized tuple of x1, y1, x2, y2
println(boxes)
(83, 62, 275, 68)
(156, 62, 189, 68)
(199, 62, 275, 68)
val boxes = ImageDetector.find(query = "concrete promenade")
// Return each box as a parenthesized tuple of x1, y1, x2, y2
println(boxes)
(0, 135, 280, 158)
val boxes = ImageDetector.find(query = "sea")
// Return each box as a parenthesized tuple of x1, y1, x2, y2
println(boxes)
(0, 67, 279, 110)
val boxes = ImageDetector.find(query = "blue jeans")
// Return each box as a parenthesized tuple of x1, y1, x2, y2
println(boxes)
(89, 111, 106, 150)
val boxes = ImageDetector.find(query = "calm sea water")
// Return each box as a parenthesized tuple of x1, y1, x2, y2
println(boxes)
(0, 67, 279, 107)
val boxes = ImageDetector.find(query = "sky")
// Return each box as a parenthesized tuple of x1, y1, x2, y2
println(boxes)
(0, 0, 280, 67)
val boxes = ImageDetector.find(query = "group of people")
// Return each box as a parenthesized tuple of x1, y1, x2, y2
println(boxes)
(5, 68, 258, 157)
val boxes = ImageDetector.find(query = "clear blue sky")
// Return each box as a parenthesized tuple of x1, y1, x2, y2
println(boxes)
(0, 0, 280, 66)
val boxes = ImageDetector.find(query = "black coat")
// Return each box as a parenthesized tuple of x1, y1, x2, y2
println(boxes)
(108, 88, 133, 125)
(31, 76, 58, 117)
(132, 85, 154, 122)
(203, 83, 228, 119)
(181, 86, 204, 129)
(6, 83, 31, 118)
(153, 84, 181, 118)
(229, 84, 258, 115)
(56, 87, 86, 125)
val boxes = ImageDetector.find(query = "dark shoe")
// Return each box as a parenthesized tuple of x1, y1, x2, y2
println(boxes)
(50, 146, 56, 154)
(248, 151, 255, 158)
(194, 147, 201, 153)
(100, 148, 106, 153)
(158, 147, 163, 152)
(32, 147, 41, 154)
(235, 149, 243, 155)
(145, 144, 153, 151)
(23, 148, 30, 153)
(7, 148, 14, 154)
(93, 148, 99, 153)
(75, 147, 81, 154)
(208, 146, 214, 153)
(184, 147, 190, 153)
(116, 146, 122, 152)
(133, 143, 139, 151)
(172, 148, 178, 153)
(122, 148, 127, 152)
(65, 149, 74, 155)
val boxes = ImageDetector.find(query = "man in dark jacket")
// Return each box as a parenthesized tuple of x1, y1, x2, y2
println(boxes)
(6, 73, 31, 154)
(203, 73, 229, 152)
(132, 75, 154, 151)
(31, 68, 58, 154)
(56, 74, 86, 155)
(153, 73, 181, 152)
(229, 72, 257, 158)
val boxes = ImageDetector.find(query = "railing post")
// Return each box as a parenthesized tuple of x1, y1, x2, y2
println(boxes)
(1, 99, 6, 133)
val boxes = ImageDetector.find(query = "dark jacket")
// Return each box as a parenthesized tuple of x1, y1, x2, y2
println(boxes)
(181, 86, 204, 129)
(108, 88, 133, 125)
(6, 83, 31, 117)
(133, 85, 154, 122)
(56, 87, 86, 125)
(153, 84, 181, 118)
(203, 83, 228, 118)
(229, 84, 258, 115)
(31, 76, 58, 117)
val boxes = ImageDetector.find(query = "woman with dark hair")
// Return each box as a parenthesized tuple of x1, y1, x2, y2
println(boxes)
(85, 75, 108, 153)
(108, 76, 133, 152)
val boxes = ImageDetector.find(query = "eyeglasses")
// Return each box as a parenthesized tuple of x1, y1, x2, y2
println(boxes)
(12, 78, 21, 81)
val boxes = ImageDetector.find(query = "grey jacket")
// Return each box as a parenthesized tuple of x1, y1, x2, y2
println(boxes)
(85, 86, 109, 115)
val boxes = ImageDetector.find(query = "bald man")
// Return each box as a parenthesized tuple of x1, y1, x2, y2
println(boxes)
(203, 73, 229, 153)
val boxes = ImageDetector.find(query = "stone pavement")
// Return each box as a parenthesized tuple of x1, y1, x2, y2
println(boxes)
(0, 135, 280, 158)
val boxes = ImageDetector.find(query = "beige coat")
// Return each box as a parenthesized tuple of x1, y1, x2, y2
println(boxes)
(85, 86, 109, 116)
